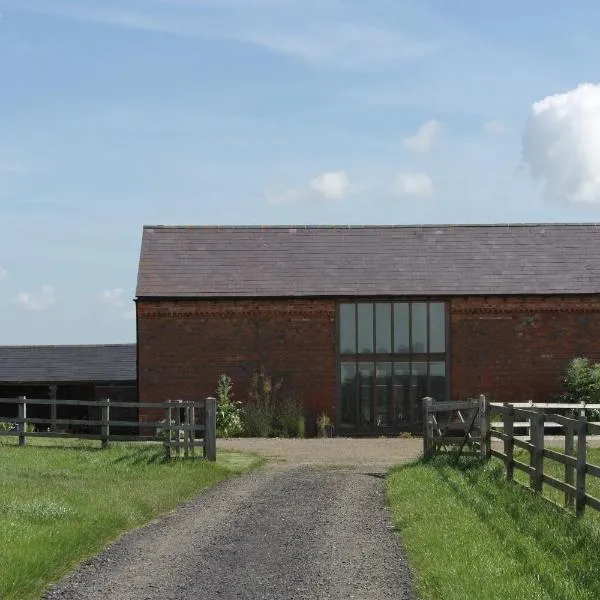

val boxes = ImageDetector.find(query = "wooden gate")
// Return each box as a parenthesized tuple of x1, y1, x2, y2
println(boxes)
(422, 395, 490, 459)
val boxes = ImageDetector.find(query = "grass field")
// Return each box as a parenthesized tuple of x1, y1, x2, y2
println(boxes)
(387, 449, 600, 600)
(0, 438, 261, 600)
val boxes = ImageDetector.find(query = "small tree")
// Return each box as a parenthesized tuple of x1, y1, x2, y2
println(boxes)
(563, 357, 600, 404)
(216, 374, 243, 437)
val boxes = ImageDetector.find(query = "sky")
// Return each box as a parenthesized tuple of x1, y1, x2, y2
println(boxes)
(2, 0, 600, 344)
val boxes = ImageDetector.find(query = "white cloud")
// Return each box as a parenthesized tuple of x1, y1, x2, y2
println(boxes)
(16, 285, 56, 311)
(101, 287, 126, 307)
(8, 1, 433, 69)
(391, 172, 434, 198)
(523, 83, 600, 207)
(246, 23, 433, 69)
(309, 171, 349, 199)
(266, 170, 350, 205)
(0, 267, 7, 281)
(265, 188, 306, 206)
(100, 287, 134, 319)
(483, 120, 507, 135)
(403, 119, 442, 153)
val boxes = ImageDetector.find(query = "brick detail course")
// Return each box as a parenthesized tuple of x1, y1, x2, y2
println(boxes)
(137, 299, 337, 433)
(450, 296, 600, 403)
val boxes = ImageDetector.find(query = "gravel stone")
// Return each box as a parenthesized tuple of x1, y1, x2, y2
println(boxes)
(43, 440, 419, 600)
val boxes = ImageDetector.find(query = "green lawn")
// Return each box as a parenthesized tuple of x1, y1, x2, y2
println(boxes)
(0, 438, 261, 600)
(387, 449, 600, 600)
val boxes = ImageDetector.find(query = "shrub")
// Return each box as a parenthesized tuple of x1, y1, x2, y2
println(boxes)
(216, 374, 243, 437)
(563, 357, 600, 404)
(316, 413, 333, 437)
(242, 368, 281, 437)
(561, 357, 600, 421)
(277, 397, 305, 438)
(0, 421, 35, 433)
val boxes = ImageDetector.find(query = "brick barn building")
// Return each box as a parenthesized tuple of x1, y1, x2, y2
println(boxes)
(135, 224, 600, 435)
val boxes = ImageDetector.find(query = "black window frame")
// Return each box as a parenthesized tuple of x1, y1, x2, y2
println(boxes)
(337, 299, 449, 431)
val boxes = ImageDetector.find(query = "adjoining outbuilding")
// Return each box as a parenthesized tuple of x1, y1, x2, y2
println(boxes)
(0, 344, 137, 431)
(130, 222, 600, 435)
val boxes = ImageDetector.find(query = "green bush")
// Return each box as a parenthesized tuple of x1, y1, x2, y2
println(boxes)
(562, 357, 600, 420)
(242, 368, 280, 437)
(0, 421, 35, 433)
(216, 374, 244, 437)
(277, 397, 305, 438)
(563, 357, 600, 403)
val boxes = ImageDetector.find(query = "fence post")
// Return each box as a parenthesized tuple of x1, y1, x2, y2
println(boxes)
(49, 385, 57, 432)
(576, 413, 587, 518)
(183, 403, 190, 459)
(564, 421, 575, 509)
(173, 401, 181, 457)
(479, 394, 491, 460)
(101, 398, 110, 449)
(204, 397, 217, 461)
(18, 396, 27, 446)
(422, 397, 433, 458)
(189, 403, 196, 458)
(164, 401, 173, 460)
(504, 403, 514, 482)
(530, 408, 544, 493)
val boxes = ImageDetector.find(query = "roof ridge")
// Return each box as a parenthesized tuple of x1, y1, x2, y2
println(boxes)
(142, 223, 600, 230)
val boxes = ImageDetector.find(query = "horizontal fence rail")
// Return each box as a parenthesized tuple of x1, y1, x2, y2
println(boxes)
(489, 403, 600, 517)
(0, 396, 216, 461)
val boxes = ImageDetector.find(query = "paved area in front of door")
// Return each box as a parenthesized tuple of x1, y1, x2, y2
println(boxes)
(218, 437, 423, 472)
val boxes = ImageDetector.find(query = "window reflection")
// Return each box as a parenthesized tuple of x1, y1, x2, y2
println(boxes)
(339, 304, 356, 354)
(394, 303, 409, 352)
(357, 303, 374, 353)
(340, 363, 357, 425)
(411, 302, 427, 353)
(358, 362, 374, 426)
(376, 362, 392, 426)
(429, 303, 446, 353)
(375, 303, 392, 353)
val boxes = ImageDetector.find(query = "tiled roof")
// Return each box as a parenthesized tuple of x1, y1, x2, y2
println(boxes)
(136, 224, 600, 297)
(0, 344, 136, 383)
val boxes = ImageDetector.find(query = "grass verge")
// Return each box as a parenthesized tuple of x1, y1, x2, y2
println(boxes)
(0, 438, 261, 600)
(387, 449, 600, 600)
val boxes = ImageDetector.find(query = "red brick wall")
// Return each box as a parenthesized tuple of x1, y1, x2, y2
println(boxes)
(137, 298, 337, 432)
(450, 296, 600, 402)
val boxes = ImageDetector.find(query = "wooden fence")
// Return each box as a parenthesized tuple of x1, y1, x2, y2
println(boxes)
(422, 396, 489, 459)
(0, 396, 217, 461)
(488, 404, 600, 517)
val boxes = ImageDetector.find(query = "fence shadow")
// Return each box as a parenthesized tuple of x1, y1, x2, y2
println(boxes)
(416, 456, 600, 598)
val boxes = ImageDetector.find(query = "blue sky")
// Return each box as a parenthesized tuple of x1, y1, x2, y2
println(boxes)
(2, 0, 600, 344)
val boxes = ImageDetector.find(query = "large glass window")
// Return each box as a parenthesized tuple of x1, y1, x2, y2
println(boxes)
(339, 300, 447, 429)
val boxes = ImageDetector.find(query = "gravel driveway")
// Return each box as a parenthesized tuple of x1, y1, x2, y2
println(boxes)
(44, 439, 420, 600)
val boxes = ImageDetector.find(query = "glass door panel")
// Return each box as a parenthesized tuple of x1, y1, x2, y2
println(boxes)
(358, 362, 374, 427)
(340, 363, 357, 426)
(375, 362, 392, 427)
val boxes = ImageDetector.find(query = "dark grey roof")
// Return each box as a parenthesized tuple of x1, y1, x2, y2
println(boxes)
(0, 344, 136, 384)
(136, 224, 600, 297)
